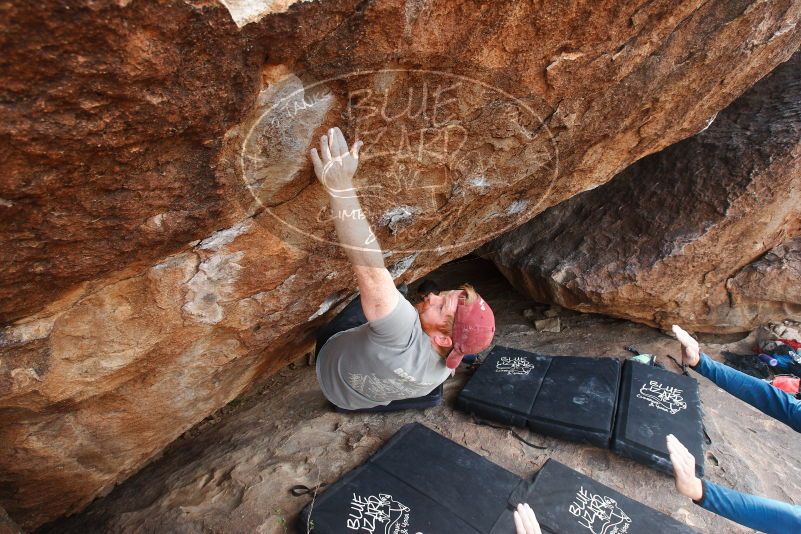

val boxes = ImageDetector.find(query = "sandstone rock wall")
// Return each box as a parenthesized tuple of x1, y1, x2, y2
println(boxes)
(729, 237, 801, 324)
(0, 506, 22, 534)
(2, 0, 801, 528)
(486, 50, 801, 332)
(0, 0, 262, 324)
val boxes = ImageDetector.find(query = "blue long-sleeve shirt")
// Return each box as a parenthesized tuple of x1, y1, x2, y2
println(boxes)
(697, 480, 801, 534)
(692, 353, 801, 533)
(695, 352, 801, 432)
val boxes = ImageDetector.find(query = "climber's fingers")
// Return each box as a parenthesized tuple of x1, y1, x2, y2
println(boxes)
(320, 133, 332, 161)
(329, 127, 342, 157)
(310, 148, 323, 178)
(327, 127, 342, 158)
(351, 139, 363, 160)
(672, 325, 697, 349)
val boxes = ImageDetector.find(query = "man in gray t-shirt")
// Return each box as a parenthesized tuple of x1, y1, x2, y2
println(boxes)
(316, 288, 450, 410)
(309, 127, 496, 411)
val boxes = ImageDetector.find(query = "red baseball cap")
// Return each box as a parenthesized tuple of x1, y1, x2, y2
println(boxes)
(445, 291, 496, 369)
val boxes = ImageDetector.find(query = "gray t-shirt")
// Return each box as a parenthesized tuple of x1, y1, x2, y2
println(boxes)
(316, 290, 451, 410)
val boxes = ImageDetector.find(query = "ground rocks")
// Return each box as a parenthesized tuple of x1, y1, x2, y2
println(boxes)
(2, 0, 801, 528)
(486, 50, 801, 333)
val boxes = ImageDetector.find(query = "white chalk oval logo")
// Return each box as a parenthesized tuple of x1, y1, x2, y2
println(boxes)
(239, 69, 558, 255)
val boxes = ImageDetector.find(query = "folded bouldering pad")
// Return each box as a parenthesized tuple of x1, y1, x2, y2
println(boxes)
(299, 422, 519, 534)
(528, 356, 621, 448)
(301, 423, 697, 533)
(490, 459, 697, 534)
(457, 345, 552, 427)
(612, 360, 705, 476)
(456, 346, 621, 447)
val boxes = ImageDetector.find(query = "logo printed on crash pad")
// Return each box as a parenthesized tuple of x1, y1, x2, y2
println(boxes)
(636, 380, 687, 415)
(346, 492, 420, 534)
(569, 486, 632, 534)
(495, 356, 537, 375)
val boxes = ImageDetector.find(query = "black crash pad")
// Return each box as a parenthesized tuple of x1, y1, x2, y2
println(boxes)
(301, 423, 697, 533)
(457, 345, 552, 427)
(528, 356, 622, 448)
(490, 459, 697, 534)
(456, 346, 622, 447)
(299, 422, 519, 534)
(613, 360, 705, 476)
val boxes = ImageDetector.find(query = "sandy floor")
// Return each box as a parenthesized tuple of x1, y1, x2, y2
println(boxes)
(42, 257, 800, 534)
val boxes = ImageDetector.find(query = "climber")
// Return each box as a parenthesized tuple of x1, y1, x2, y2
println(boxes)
(308, 127, 495, 412)
(666, 325, 801, 534)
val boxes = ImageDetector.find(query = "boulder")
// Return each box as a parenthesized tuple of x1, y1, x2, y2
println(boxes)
(2, 0, 800, 528)
(729, 237, 801, 323)
(0, 506, 22, 534)
(486, 50, 801, 333)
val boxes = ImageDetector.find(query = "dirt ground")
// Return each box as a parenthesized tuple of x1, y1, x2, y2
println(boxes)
(41, 257, 801, 533)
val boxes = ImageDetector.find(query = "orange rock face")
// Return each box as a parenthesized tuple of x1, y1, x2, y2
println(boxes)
(729, 237, 801, 327)
(2, 0, 801, 528)
(486, 51, 801, 333)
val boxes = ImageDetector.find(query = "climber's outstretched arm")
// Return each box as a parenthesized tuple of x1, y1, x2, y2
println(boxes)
(310, 127, 398, 322)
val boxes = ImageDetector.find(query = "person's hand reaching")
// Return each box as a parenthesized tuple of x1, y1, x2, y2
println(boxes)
(513, 503, 542, 534)
(672, 324, 700, 368)
(309, 127, 363, 196)
(667, 434, 703, 501)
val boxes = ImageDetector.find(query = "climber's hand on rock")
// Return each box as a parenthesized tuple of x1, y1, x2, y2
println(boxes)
(310, 126, 363, 197)
(672, 324, 700, 367)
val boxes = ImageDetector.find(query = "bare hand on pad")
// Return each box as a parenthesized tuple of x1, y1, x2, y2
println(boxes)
(667, 434, 703, 501)
(514, 503, 542, 534)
